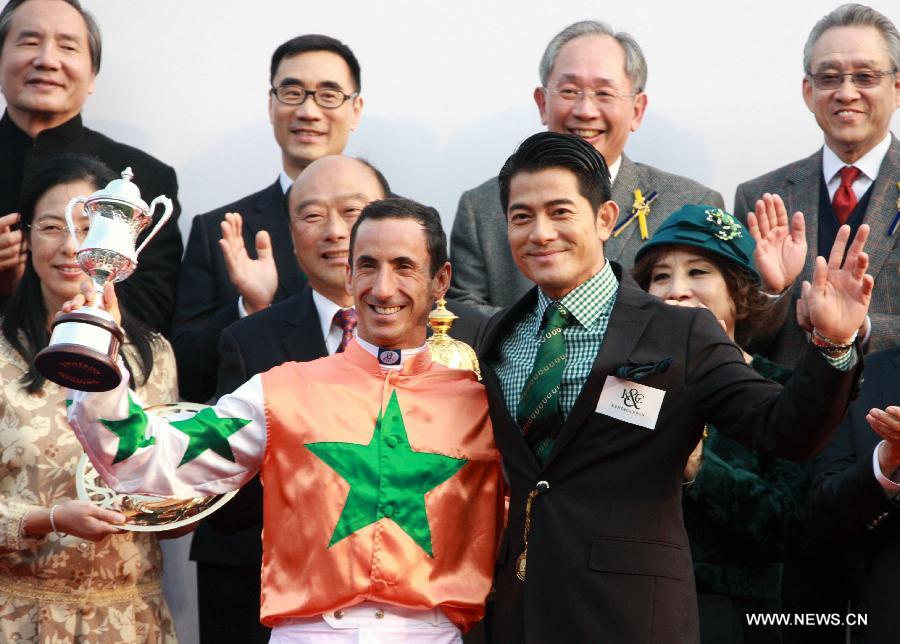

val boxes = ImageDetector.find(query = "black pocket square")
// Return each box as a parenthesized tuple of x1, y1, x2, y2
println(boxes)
(615, 357, 673, 381)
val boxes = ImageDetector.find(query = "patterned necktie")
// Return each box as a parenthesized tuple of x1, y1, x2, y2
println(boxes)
(833, 165, 861, 225)
(516, 302, 571, 463)
(333, 308, 357, 353)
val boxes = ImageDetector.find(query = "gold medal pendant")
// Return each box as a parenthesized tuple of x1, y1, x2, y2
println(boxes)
(516, 549, 528, 581)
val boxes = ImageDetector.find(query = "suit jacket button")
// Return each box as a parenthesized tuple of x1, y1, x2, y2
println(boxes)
(536, 480, 550, 493)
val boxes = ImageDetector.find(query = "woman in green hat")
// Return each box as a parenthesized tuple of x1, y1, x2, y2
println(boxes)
(632, 196, 808, 644)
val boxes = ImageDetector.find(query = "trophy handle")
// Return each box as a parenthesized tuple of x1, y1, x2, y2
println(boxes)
(64, 196, 88, 250)
(135, 196, 173, 257)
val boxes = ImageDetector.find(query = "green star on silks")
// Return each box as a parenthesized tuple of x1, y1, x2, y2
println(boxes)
(306, 390, 467, 557)
(170, 407, 251, 467)
(98, 395, 155, 464)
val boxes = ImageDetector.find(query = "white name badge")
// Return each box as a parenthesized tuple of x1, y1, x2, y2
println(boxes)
(595, 376, 666, 430)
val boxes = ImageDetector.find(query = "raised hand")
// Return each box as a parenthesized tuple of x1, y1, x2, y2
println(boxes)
(746, 193, 807, 294)
(803, 224, 873, 342)
(218, 212, 278, 315)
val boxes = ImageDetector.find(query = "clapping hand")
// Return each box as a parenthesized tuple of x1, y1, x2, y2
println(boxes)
(802, 224, 873, 342)
(218, 212, 278, 315)
(0, 212, 27, 294)
(870, 406, 900, 481)
(746, 193, 807, 294)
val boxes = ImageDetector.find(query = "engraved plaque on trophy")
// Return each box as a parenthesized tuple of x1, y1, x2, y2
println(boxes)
(35, 168, 172, 391)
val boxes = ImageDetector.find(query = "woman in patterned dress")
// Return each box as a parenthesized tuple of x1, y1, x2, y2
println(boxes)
(0, 154, 179, 642)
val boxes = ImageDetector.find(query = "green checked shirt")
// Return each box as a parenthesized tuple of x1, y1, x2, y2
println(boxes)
(491, 261, 618, 421)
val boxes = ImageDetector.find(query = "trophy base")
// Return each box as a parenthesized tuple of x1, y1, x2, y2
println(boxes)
(35, 310, 123, 391)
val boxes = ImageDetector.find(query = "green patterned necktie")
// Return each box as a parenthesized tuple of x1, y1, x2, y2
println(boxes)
(516, 302, 571, 463)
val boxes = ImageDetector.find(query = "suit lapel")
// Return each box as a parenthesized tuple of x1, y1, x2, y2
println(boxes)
(606, 155, 640, 263)
(544, 277, 652, 468)
(281, 288, 328, 361)
(242, 179, 304, 298)
(860, 136, 899, 281)
(785, 150, 823, 285)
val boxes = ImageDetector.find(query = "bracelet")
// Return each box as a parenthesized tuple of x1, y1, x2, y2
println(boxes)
(811, 328, 857, 358)
(48, 505, 68, 538)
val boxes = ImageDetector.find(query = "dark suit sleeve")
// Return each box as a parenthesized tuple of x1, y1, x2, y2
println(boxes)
(216, 325, 249, 399)
(115, 164, 182, 334)
(171, 215, 240, 403)
(804, 371, 898, 550)
(448, 189, 501, 314)
(687, 308, 860, 461)
(205, 325, 262, 534)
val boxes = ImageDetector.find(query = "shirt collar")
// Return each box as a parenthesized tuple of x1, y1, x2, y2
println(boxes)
(822, 132, 891, 183)
(607, 155, 622, 185)
(311, 289, 348, 343)
(354, 336, 429, 372)
(278, 171, 293, 195)
(536, 259, 617, 328)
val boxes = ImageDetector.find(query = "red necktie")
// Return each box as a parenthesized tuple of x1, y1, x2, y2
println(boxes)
(333, 308, 357, 353)
(832, 166, 861, 225)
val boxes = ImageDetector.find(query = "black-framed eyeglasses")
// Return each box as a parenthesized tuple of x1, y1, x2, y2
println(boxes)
(542, 86, 637, 107)
(270, 84, 358, 109)
(808, 69, 897, 90)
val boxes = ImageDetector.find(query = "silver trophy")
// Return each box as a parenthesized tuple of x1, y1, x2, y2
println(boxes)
(35, 168, 172, 391)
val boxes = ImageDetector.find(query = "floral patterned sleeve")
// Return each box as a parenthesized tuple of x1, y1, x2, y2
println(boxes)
(0, 500, 45, 552)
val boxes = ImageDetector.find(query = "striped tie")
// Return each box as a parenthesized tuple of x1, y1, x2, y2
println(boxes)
(333, 308, 357, 353)
(516, 302, 571, 463)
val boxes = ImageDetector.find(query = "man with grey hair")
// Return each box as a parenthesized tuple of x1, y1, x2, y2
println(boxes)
(734, 3, 899, 367)
(0, 0, 182, 333)
(448, 20, 723, 312)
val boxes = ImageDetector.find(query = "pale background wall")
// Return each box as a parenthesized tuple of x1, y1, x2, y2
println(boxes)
(4, 1, 897, 642)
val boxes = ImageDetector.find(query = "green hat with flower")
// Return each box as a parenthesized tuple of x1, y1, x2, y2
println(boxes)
(634, 204, 760, 284)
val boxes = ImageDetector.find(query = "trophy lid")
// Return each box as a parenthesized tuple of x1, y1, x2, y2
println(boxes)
(86, 167, 150, 213)
(426, 298, 481, 380)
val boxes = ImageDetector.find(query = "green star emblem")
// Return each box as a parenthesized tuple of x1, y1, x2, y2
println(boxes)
(99, 395, 155, 464)
(170, 407, 251, 467)
(307, 390, 467, 557)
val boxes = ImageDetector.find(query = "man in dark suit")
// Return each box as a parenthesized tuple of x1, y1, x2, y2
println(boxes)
(449, 20, 723, 313)
(805, 346, 900, 644)
(171, 34, 363, 402)
(190, 154, 386, 643)
(479, 132, 873, 643)
(734, 5, 899, 367)
(0, 0, 182, 333)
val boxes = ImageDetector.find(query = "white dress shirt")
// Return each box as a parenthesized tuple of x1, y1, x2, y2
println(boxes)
(822, 132, 891, 202)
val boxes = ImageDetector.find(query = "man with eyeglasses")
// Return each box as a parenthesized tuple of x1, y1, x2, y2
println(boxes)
(171, 34, 363, 405)
(734, 4, 899, 368)
(170, 34, 362, 644)
(448, 20, 723, 313)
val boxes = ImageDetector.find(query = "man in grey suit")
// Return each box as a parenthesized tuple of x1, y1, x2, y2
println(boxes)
(735, 4, 899, 368)
(449, 20, 723, 312)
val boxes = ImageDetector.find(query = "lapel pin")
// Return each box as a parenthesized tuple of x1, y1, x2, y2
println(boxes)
(613, 189, 658, 240)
